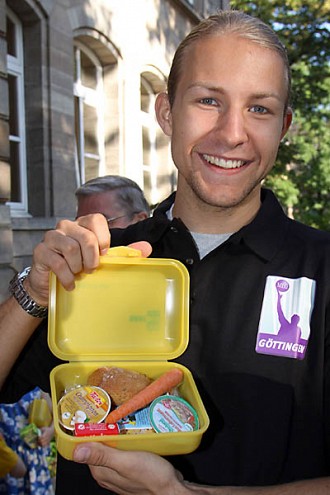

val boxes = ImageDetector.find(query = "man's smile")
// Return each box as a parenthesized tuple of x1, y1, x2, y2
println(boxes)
(202, 153, 247, 169)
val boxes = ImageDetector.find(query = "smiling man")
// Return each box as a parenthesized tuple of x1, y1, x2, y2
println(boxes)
(1, 10, 330, 495)
(155, 32, 292, 234)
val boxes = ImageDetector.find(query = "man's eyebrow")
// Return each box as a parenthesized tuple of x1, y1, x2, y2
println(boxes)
(186, 83, 225, 93)
(250, 92, 283, 102)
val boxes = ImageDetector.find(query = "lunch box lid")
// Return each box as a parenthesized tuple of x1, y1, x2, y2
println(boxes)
(48, 246, 190, 362)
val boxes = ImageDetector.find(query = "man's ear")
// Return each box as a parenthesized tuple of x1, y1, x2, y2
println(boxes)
(133, 211, 149, 222)
(155, 92, 172, 137)
(281, 107, 293, 139)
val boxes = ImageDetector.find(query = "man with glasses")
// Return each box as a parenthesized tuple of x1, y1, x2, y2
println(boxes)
(75, 175, 150, 228)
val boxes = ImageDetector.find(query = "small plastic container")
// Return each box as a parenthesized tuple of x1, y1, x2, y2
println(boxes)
(48, 247, 209, 460)
(58, 385, 111, 432)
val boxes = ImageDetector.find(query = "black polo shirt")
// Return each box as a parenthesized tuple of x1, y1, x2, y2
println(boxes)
(2, 188, 330, 491)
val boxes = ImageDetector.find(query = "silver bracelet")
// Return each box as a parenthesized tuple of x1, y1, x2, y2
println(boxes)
(9, 267, 48, 319)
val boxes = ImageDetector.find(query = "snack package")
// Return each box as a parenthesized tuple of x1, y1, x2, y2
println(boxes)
(117, 406, 153, 434)
(20, 423, 41, 448)
(74, 423, 120, 437)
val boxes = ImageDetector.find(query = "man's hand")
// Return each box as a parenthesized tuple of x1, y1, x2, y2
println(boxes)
(27, 214, 111, 306)
(73, 442, 189, 495)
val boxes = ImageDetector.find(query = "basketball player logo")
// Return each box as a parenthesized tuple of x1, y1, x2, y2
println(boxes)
(256, 276, 315, 360)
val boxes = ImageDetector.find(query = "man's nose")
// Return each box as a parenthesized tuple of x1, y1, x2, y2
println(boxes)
(214, 107, 248, 147)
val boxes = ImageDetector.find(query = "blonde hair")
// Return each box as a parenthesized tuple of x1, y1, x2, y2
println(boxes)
(167, 10, 291, 109)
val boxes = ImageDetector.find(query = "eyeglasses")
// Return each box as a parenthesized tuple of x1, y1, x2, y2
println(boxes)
(105, 212, 139, 228)
(106, 214, 130, 226)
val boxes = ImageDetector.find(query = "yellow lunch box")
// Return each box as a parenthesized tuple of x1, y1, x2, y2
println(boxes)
(48, 246, 210, 460)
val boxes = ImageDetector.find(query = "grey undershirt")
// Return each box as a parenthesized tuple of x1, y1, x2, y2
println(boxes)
(167, 205, 233, 259)
(190, 231, 232, 259)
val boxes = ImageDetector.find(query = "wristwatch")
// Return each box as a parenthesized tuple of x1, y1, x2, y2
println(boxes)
(9, 266, 48, 318)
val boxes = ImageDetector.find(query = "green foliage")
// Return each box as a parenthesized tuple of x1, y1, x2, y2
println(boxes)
(231, 0, 330, 230)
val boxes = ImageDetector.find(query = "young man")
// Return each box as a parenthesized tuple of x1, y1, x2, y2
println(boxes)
(75, 175, 150, 228)
(0, 10, 330, 495)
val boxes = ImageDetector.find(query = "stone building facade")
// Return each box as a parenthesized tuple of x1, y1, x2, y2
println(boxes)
(0, 0, 229, 301)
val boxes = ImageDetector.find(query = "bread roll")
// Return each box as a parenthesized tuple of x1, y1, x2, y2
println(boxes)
(87, 366, 152, 406)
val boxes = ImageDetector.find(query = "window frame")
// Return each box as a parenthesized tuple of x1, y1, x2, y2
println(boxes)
(6, 8, 29, 216)
(73, 41, 106, 186)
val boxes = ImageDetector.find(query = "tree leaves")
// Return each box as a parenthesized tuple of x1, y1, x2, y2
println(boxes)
(232, 0, 330, 229)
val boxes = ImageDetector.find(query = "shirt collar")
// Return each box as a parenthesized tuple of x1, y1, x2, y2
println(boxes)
(153, 188, 289, 262)
(229, 188, 290, 261)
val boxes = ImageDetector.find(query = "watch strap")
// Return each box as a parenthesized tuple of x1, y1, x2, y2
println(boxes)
(9, 267, 48, 319)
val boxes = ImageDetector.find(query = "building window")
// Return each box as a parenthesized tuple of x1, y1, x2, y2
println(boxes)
(6, 8, 28, 214)
(74, 42, 105, 185)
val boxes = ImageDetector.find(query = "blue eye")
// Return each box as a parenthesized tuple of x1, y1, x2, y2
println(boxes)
(200, 97, 217, 106)
(250, 105, 268, 114)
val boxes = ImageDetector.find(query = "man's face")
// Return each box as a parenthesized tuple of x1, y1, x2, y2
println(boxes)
(157, 34, 292, 210)
(76, 190, 136, 228)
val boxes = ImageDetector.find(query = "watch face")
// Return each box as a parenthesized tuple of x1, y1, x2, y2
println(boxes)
(19, 266, 31, 280)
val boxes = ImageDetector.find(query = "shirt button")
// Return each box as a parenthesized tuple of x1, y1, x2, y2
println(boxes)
(185, 258, 194, 265)
(170, 226, 178, 233)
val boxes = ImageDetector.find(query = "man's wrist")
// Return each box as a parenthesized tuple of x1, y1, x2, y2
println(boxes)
(182, 480, 225, 494)
(9, 267, 48, 319)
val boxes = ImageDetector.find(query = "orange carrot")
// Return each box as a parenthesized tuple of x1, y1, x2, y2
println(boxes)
(105, 368, 184, 424)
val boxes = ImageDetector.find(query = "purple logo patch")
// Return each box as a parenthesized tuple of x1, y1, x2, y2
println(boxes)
(256, 276, 316, 360)
(276, 279, 289, 293)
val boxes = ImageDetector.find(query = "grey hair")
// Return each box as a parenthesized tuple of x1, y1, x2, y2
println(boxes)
(75, 175, 150, 216)
(168, 10, 291, 109)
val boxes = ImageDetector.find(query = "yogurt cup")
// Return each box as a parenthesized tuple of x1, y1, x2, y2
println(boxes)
(149, 395, 199, 433)
(58, 385, 111, 431)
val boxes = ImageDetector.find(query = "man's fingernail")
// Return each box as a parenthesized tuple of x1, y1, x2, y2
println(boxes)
(74, 447, 90, 462)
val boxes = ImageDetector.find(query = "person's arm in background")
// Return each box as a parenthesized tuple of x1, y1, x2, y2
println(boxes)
(0, 296, 42, 390)
(0, 433, 27, 478)
(38, 391, 55, 447)
(9, 455, 27, 479)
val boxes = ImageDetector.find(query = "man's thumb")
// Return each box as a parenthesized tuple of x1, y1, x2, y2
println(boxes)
(73, 442, 114, 466)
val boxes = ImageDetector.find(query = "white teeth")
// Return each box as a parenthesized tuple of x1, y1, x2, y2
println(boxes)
(203, 154, 244, 169)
